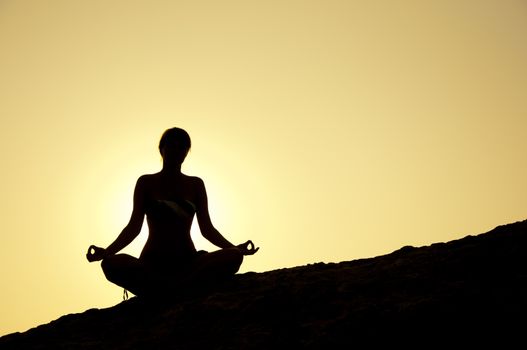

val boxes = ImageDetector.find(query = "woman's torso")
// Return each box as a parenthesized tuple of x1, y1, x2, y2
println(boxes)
(139, 173, 199, 269)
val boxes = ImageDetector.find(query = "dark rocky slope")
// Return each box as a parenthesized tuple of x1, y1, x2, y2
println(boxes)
(2, 220, 526, 349)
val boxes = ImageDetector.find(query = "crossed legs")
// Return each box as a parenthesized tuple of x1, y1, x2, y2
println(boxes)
(101, 254, 154, 297)
(188, 247, 243, 285)
(101, 248, 244, 297)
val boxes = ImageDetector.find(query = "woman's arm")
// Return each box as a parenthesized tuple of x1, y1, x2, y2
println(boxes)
(195, 177, 237, 249)
(87, 176, 147, 262)
(105, 176, 147, 255)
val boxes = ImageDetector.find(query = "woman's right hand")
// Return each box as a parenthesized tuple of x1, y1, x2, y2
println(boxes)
(86, 245, 107, 262)
(237, 240, 259, 256)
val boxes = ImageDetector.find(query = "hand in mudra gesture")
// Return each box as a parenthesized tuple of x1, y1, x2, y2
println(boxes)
(237, 240, 259, 256)
(86, 245, 107, 262)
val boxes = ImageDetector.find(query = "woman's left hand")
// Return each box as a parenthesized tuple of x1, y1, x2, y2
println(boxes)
(86, 245, 107, 262)
(237, 240, 259, 256)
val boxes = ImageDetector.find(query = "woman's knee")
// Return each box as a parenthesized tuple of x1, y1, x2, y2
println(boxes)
(194, 248, 243, 276)
(226, 247, 244, 273)
(101, 255, 118, 280)
(101, 254, 135, 281)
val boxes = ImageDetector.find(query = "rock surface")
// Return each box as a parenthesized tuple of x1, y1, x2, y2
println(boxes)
(2, 220, 527, 349)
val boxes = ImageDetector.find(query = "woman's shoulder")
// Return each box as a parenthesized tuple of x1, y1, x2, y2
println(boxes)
(135, 173, 161, 188)
(183, 174, 204, 186)
(136, 173, 204, 189)
(137, 173, 158, 182)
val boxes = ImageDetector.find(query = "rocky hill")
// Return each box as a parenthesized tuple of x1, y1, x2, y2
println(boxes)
(1, 220, 526, 349)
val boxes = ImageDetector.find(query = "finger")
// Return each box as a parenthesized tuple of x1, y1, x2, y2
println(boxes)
(87, 245, 96, 255)
(244, 246, 259, 255)
(238, 241, 249, 251)
(86, 245, 102, 262)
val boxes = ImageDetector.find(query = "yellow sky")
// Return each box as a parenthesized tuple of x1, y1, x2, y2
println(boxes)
(1, 0, 526, 335)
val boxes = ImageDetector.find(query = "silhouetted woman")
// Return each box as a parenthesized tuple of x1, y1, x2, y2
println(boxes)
(86, 127, 259, 297)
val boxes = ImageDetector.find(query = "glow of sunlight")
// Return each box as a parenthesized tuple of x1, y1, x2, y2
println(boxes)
(1, 0, 527, 337)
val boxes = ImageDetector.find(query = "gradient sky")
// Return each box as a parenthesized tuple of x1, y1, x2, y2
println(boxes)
(1, 0, 526, 335)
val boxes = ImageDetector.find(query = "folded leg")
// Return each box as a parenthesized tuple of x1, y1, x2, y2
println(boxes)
(188, 248, 243, 286)
(101, 254, 153, 297)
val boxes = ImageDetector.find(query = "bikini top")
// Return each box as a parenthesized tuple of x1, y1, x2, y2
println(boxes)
(147, 198, 197, 221)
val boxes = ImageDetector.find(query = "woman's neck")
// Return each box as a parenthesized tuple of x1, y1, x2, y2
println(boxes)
(161, 163, 182, 177)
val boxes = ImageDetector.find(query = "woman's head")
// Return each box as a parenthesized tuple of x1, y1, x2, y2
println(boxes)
(159, 127, 191, 164)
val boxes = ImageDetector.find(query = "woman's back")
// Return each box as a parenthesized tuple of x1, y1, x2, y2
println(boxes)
(140, 173, 200, 268)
